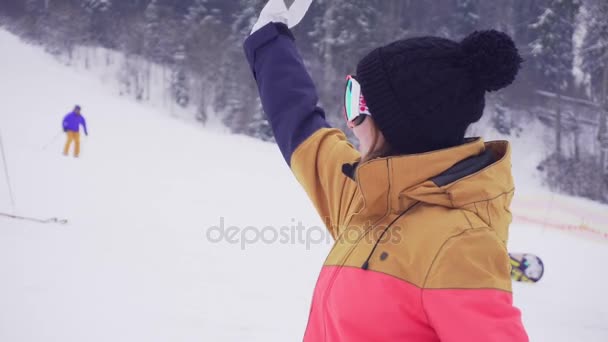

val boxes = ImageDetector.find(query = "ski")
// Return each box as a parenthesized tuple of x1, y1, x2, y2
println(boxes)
(0, 212, 68, 225)
(509, 253, 544, 283)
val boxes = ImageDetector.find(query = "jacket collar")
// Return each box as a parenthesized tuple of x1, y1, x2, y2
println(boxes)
(352, 138, 499, 218)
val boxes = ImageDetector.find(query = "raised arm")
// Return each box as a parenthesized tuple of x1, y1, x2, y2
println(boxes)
(243, 21, 360, 238)
(244, 23, 329, 165)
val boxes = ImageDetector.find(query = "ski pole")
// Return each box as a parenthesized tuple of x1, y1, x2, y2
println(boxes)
(0, 212, 68, 225)
(0, 129, 16, 209)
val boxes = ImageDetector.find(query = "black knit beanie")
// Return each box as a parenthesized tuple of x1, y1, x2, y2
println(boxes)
(356, 30, 523, 154)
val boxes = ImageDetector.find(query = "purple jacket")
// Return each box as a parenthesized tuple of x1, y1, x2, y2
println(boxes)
(62, 112, 88, 135)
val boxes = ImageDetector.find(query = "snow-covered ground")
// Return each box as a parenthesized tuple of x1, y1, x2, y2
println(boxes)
(0, 29, 607, 341)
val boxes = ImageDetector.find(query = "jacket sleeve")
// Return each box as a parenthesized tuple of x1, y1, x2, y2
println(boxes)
(422, 229, 529, 342)
(244, 23, 359, 238)
(81, 117, 88, 135)
(62, 115, 68, 131)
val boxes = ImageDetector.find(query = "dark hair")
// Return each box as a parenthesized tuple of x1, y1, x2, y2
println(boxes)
(359, 119, 397, 164)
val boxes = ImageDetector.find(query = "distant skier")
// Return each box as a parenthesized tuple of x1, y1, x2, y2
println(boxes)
(62, 105, 88, 158)
(245, 0, 528, 341)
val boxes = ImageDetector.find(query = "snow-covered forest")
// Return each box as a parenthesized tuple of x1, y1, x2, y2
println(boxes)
(0, 0, 607, 203)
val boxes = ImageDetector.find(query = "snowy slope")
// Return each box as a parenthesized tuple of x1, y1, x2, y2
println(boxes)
(0, 29, 607, 342)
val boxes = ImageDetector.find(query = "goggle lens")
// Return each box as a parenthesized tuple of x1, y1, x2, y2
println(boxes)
(345, 78, 355, 121)
(344, 75, 370, 126)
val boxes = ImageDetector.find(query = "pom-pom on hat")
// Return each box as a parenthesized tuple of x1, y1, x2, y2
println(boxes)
(356, 30, 522, 155)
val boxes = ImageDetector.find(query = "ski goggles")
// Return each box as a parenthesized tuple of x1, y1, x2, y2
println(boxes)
(343, 75, 371, 126)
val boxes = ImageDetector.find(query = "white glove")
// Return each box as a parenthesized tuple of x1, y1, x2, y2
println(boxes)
(250, 0, 314, 35)
(287, 0, 313, 29)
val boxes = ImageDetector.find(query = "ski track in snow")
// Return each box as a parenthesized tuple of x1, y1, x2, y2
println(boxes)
(0, 29, 607, 342)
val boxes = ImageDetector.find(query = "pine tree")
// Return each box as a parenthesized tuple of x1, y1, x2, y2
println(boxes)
(0, 0, 27, 17)
(21, 0, 46, 40)
(530, 0, 581, 92)
(183, 0, 210, 27)
(79, 0, 112, 47)
(171, 44, 189, 108)
(143, 0, 163, 62)
(513, 0, 546, 43)
(580, 0, 608, 181)
(453, 0, 480, 39)
(25, 0, 44, 14)
(215, 0, 264, 135)
(476, 0, 515, 34)
(183, 0, 230, 123)
(492, 100, 514, 135)
(308, 0, 381, 121)
(82, 0, 111, 13)
(310, 0, 379, 75)
(580, 0, 608, 101)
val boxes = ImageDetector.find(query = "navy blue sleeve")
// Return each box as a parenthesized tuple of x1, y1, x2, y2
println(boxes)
(244, 23, 330, 166)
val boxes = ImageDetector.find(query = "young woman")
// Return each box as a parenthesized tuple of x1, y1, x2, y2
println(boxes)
(244, 1, 528, 341)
